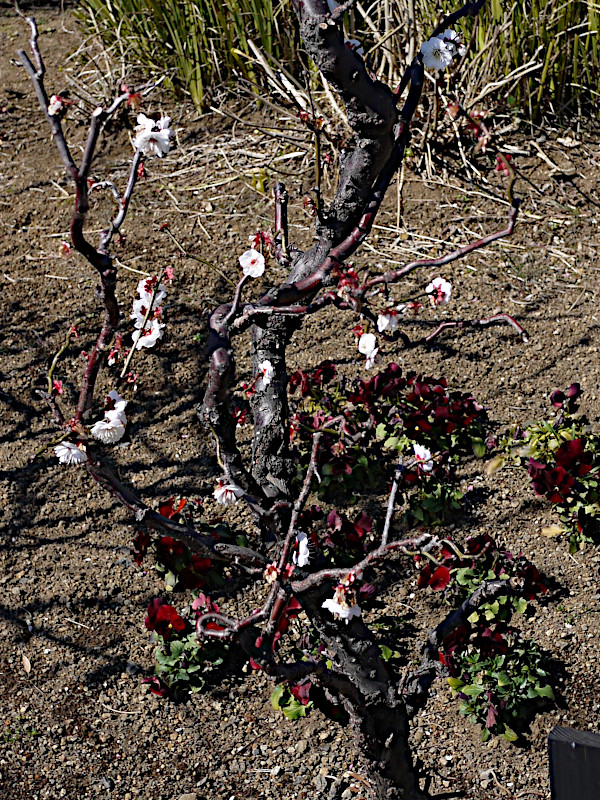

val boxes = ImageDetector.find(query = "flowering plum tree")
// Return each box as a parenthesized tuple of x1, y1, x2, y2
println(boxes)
(18, 2, 540, 798)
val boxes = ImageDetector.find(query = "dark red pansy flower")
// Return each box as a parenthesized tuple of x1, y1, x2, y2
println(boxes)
(528, 459, 575, 503)
(158, 497, 187, 520)
(156, 536, 187, 571)
(145, 598, 186, 640)
(290, 680, 312, 705)
(555, 438, 593, 477)
(142, 676, 169, 697)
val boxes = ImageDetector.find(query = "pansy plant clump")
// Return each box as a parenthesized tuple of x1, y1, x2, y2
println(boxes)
(415, 532, 547, 615)
(493, 384, 600, 551)
(288, 360, 488, 526)
(445, 628, 555, 742)
(415, 534, 553, 740)
(144, 593, 228, 697)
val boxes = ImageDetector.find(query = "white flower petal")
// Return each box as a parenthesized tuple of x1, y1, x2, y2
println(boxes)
(133, 115, 172, 157)
(130, 298, 149, 328)
(136, 113, 153, 130)
(420, 37, 454, 70)
(214, 483, 244, 505)
(133, 318, 165, 350)
(256, 359, 274, 390)
(322, 597, 361, 623)
(358, 332, 377, 356)
(365, 348, 379, 370)
(425, 277, 453, 306)
(239, 248, 265, 278)
(377, 311, 399, 333)
(54, 442, 88, 465)
(413, 443, 434, 472)
(47, 95, 63, 116)
(293, 532, 311, 568)
(107, 390, 127, 419)
(439, 29, 465, 58)
(135, 278, 167, 306)
(90, 416, 126, 444)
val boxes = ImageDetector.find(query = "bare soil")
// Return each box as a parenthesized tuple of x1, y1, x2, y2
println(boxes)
(1, 7, 600, 800)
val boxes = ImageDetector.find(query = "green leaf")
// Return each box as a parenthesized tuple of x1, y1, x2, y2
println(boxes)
(447, 677, 464, 691)
(472, 438, 486, 458)
(379, 645, 393, 661)
(467, 611, 480, 624)
(501, 726, 518, 742)
(462, 684, 485, 697)
(455, 568, 476, 586)
(375, 423, 387, 440)
(270, 684, 286, 710)
(481, 727, 491, 742)
(155, 649, 170, 666)
(515, 597, 528, 615)
(282, 700, 310, 720)
(170, 640, 185, 658)
(384, 436, 400, 450)
(534, 684, 555, 700)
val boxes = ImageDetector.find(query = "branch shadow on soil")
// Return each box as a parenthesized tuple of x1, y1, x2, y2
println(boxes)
(0, 589, 163, 689)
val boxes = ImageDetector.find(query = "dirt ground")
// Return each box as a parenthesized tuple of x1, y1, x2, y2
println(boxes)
(1, 6, 600, 800)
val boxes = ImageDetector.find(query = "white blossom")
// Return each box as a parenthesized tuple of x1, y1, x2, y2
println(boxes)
(54, 441, 88, 465)
(47, 95, 63, 116)
(133, 317, 165, 350)
(130, 298, 150, 329)
(132, 113, 172, 157)
(256, 359, 274, 391)
(135, 277, 167, 306)
(420, 36, 454, 70)
(413, 443, 434, 472)
(214, 482, 244, 505)
(377, 307, 405, 333)
(107, 390, 127, 420)
(131, 279, 167, 349)
(130, 297, 164, 330)
(322, 586, 361, 624)
(239, 248, 266, 278)
(358, 332, 379, 370)
(425, 276, 453, 306)
(439, 29, 467, 58)
(264, 563, 279, 584)
(90, 415, 126, 444)
(345, 38, 364, 56)
(293, 532, 311, 568)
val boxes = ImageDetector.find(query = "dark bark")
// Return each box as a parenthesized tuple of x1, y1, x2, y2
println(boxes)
(294, 587, 428, 800)
(247, 0, 400, 502)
